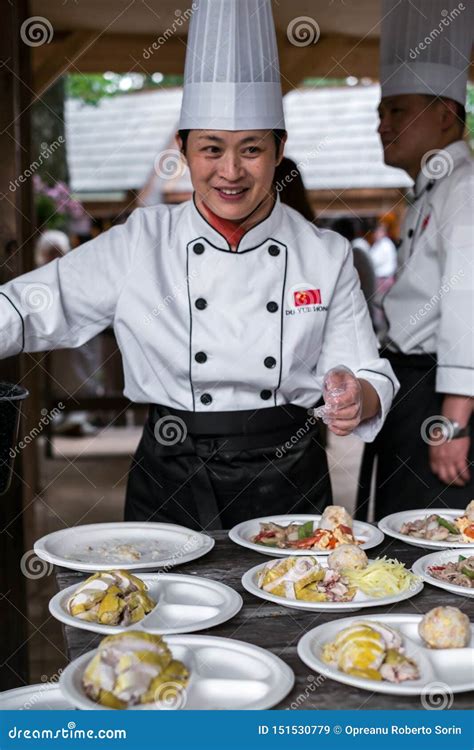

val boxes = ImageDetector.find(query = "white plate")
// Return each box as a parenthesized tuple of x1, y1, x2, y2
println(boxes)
(34, 522, 215, 572)
(297, 613, 474, 696)
(378, 509, 473, 550)
(229, 514, 384, 557)
(0, 683, 73, 710)
(60, 635, 294, 710)
(242, 558, 423, 612)
(50, 573, 243, 635)
(412, 550, 474, 598)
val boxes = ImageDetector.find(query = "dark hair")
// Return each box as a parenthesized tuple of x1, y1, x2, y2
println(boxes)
(423, 95, 466, 130)
(178, 129, 286, 155)
(273, 157, 315, 222)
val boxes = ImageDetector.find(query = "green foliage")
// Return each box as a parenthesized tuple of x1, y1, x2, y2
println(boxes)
(66, 73, 184, 106)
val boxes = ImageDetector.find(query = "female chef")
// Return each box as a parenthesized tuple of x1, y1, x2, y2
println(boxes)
(0, 0, 398, 530)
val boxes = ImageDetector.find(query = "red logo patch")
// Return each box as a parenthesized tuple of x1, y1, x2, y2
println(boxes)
(294, 289, 322, 306)
(422, 214, 431, 232)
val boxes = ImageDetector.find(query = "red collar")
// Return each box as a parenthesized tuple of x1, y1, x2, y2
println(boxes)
(200, 203, 246, 249)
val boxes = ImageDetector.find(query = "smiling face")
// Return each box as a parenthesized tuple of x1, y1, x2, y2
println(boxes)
(178, 129, 286, 226)
(377, 94, 461, 179)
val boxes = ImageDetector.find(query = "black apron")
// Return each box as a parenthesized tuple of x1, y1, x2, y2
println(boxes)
(125, 404, 332, 530)
(356, 350, 474, 521)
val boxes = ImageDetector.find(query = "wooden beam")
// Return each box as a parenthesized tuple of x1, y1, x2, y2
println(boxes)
(33, 31, 99, 96)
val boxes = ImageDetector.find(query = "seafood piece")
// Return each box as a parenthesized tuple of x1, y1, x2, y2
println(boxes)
(82, 632, 189, 709)
(328, 544, 368, 572)
(419, 606, 471, 649)
(428, 555, 474, 589)
(379, 649, 420, 683)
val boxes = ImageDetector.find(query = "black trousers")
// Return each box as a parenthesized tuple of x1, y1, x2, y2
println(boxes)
(356, 351, 474, 521)
(125, 404, 332, 530)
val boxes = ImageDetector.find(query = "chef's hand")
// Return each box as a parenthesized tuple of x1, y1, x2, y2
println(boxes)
(429, 438, 471, 487)
(321, 366, 362, 436)
(428, 396, 473, 486)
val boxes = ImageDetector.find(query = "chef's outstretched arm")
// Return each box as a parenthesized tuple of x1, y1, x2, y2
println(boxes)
(315, 239, 399, 442)
(0, 211, 140, 357)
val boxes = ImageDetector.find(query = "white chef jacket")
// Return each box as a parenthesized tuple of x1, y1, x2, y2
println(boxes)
(0, 195, 398, 441)
(383, 140, 474, 397)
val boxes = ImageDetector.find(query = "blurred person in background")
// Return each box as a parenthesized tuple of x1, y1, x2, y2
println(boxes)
(331, 217, 376, 326)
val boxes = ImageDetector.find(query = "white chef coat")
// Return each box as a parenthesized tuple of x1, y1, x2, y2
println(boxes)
(383, 140, 474, 397)
(0, 195, 398, 441)
(369, 236, 397, 278)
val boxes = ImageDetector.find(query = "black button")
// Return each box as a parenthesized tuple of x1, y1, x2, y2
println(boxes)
(195, 298, 207, 310)
(264, 356, 277, 369)
(268, 244, 280, 256)
(195, 351, 207, 363)
(193, 242, 205, 254)
(200, 393, 212, 405)
(407, 229, 414, 238)
(266, 301, 278, 313)
(260, 389, 272, 400)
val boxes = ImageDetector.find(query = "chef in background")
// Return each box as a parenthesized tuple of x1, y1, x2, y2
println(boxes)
(0, 0, 397, 530)
(357, 0, 474, 520)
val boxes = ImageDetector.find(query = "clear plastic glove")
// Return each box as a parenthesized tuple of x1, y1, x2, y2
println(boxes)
(310, 365, 363, 436)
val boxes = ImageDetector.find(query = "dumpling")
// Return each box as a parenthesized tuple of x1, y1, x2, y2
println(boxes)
(319, 505, 353, 531)
(419, 606, 471, 649)
(328, 544, 368, 572)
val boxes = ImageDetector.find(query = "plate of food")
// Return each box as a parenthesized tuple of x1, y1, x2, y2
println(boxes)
(34, 522, 215, 572)
(0, 683, 73, 710)
(242, 545, 422, 611)
(378, 501, 474, 549)
(49, 571, 243, 635)
(60, 631, 294, 710)
(297, 608, 473, 695)
(229, 506, 384, 556)
(412, 551, 474, 598)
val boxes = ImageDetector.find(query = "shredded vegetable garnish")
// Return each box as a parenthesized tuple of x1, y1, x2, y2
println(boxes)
(342, 557, 417, 598)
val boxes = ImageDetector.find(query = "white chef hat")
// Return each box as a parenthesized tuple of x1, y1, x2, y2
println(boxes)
(380, 0, 473, 106)
(179, 0, 285, 131)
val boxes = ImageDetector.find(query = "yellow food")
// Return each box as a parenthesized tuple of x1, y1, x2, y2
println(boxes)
(419, 606, 470, 649)
(341, 557, 417, 598)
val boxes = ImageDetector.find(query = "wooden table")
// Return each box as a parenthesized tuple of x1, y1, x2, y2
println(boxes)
(55, 531, 473, 710)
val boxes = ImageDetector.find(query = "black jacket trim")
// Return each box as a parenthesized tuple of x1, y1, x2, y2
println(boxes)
(356, 368, 397, 396)
(0, 292, 25, 352)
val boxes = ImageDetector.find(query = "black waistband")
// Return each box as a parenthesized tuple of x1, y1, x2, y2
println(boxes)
(149, 403, 315, 437)
(381, 348, 437, 370)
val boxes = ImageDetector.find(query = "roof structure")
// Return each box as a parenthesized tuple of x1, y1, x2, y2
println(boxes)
(65, 83, 412, 197)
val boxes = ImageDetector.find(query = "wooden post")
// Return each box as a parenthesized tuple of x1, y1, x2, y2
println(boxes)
(0, 0, 34, 690)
